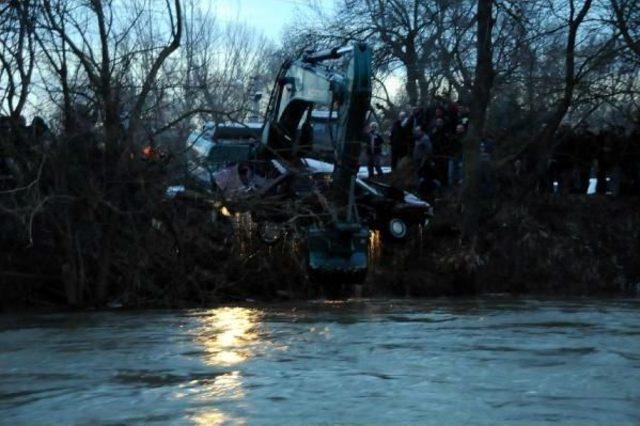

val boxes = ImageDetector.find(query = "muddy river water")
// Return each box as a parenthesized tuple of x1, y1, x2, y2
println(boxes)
(1, 298, 639, 425)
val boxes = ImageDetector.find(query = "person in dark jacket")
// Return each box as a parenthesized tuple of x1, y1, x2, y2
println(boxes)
(573, 123, 597, 194)
(413, 125, 433, 169)
(413, 126, 439, 199)
(364, 122, 384, 178)
(549, 125, 574, 194)
(430, 117, 450, 187)
(619, 129, 640, 196)
(389, 111, 411, 171)
(596, 127, 623, 195)
(448, 123, 466, 185)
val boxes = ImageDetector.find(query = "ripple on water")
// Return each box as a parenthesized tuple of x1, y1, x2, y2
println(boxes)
(0, 298, 639, 425)
(111, 370, 228, 388)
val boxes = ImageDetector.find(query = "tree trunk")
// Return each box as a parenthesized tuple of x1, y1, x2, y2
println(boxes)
(417, 69, 430, 106)
(96, 214, 113, 303)
(462, 0, 494, 239)
(405, 64, 420, 106)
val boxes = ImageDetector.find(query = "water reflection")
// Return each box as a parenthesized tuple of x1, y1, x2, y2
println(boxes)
(191, 308, 261, 425)
(2, 300, 639, 425)
(203, 371, 245, 399)
(195, 307, 262, 366)
(189, 372, 247, 425)
(190, 408, 243, 426)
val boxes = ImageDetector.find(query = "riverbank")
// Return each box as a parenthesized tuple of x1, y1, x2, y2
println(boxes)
(369, 194, 640, 297)
(2, 194, 639, 311)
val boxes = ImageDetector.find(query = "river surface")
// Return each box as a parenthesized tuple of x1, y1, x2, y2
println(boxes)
(1, 298, 639, 425)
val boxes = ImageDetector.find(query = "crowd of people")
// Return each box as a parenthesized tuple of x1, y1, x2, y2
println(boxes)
(363, 98, 480, 198)
(544, 124, 640, 196)
(0, 115, 54, 190)
(362, 99, 640, 199)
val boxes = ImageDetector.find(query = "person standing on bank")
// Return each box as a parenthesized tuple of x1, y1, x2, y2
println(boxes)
(364, 122, 384, 179)
(413, 126, 433, 170)
(413, 126, 438, 197)
(389, 111, 411, 171)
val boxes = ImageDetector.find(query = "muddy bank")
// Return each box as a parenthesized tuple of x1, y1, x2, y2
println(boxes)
(3, 193, 639, 311)
(369, 195, 640, 298)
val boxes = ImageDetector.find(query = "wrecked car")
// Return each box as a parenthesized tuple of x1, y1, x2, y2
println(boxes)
(197, 157, 433, 244)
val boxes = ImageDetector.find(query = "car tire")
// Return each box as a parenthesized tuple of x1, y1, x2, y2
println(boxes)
(257, 221, 284, 245)
(387, 217, 408, 241)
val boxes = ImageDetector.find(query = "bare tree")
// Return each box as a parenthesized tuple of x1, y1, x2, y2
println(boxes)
(40, 0, 181, 150)
(611, 0, 640, 58)
(0, 0, 36, 118)
(38, 0, 183, 302)
(525, 0, 594, 185)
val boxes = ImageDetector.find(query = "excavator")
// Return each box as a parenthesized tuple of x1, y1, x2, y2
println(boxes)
(175, 43, 374, 295)
(258, 43, 373, 289)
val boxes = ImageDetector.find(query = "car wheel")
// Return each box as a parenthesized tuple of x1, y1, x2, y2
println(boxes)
(388, 217, 408, 240)
(257, 221, 284, 245)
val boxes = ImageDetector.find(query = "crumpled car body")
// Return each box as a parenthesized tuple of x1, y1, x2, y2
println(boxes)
(205, 158, 433, 242)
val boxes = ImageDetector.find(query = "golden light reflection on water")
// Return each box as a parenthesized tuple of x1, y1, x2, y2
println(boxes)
(189, 308, 262, 426)
(190, 409, 228, 426)
(195, 307, 262, 366)
(190, 407, 246, 426)
(206, 371, 245, 399)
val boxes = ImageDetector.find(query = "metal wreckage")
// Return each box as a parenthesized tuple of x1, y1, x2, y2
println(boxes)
(168, 44, 433, 297)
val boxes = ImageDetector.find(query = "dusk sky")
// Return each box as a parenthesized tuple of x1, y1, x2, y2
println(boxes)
(212, 0, 323, 43)
(209, 0, 403, 96)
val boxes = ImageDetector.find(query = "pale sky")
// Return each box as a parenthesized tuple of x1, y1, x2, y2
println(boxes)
(210, 0, 316, 43)
(206, 0, 403, 99)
